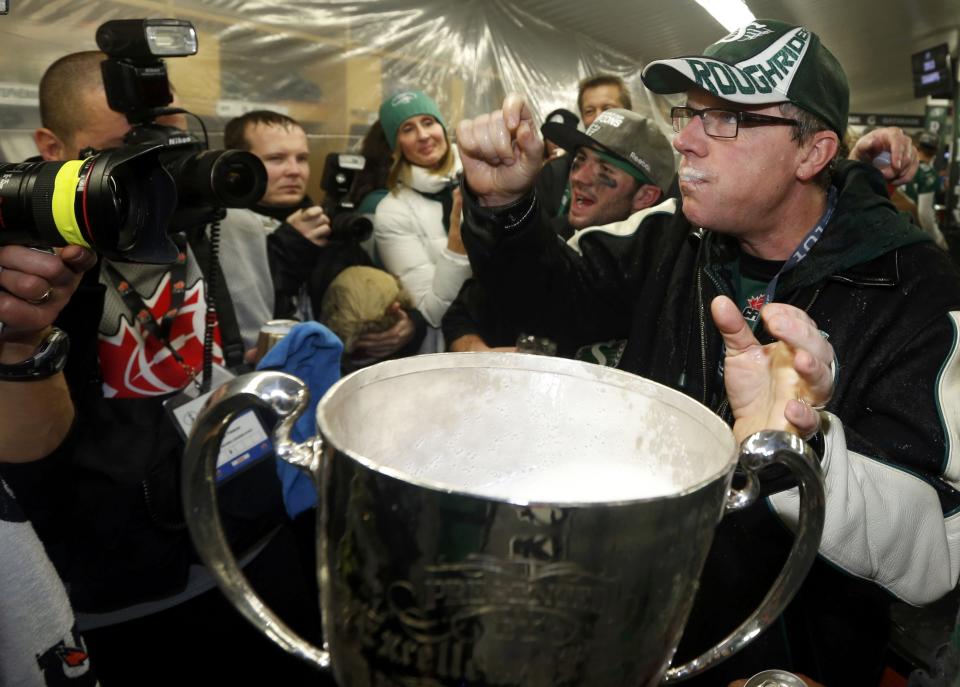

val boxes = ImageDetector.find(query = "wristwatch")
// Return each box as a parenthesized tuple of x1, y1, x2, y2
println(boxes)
(0, 328, 70, 381)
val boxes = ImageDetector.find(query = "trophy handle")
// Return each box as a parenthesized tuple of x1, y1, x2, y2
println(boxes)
(181, 371, 331, 670)
(662, 430, 825, 683)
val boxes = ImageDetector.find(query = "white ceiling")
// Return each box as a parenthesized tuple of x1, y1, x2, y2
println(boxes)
(521, 0, 960, 115)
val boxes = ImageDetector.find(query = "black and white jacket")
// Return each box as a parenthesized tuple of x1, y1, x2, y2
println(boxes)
(461, 160, 960, 681)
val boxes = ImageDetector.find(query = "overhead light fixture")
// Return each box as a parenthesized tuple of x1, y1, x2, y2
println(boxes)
(694, 0, 756, 33)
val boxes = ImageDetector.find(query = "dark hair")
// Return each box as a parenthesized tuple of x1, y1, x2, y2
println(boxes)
(779, 103, 846, 190)
(577, 74, 632, 114)
(224, 110, 303, 150)
(914, 132, 939, 155)
(346, 120, 393, 207)
(39, 51, 108, 143)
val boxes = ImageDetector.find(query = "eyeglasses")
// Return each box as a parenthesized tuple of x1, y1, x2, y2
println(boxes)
(671, 106, 799, 139)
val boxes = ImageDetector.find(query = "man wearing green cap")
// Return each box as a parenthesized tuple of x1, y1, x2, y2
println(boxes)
(444, 108, 674, 353)
(456, 19, 959, 685)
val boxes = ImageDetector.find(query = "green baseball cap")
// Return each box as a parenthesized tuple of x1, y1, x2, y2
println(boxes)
(379, 90, 446, 150)
(542, 108, 675, 191)
(641, 19, 849, 136)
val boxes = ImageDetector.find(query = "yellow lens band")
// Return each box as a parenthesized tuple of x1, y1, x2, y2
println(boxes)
(51, 159, 91, 248)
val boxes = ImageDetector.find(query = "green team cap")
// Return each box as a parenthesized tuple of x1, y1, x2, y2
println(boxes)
(641, 19, 849, 136)
(542, 108, 675, 191)
(379, 90, 446, 150)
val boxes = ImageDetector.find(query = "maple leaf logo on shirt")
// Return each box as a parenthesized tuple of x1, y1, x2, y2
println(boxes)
(98, 273, 223, 398)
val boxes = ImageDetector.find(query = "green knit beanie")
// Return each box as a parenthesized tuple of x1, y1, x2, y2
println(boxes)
(379, 91, 446, 150)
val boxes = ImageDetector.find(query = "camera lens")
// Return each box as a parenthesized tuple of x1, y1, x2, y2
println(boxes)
(0, 159, 89, 249)
(209, 150, 266, 207)
(0, 145, 178, 263)
(219, 158, 258, 201)
(164, 148, 266, 209)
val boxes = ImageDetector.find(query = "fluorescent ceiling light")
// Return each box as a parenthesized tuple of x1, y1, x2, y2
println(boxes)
(695, 0, 756, 33)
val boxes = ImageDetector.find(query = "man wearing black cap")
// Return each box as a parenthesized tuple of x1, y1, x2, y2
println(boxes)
(456, 19, 959, 684)
(541, 107, 579, 161)
(444, 109, 674, 353)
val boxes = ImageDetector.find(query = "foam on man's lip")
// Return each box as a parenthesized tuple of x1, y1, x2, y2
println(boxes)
(679, 167, 709, 182)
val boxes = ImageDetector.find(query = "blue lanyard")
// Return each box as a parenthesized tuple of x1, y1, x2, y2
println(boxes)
(762, 185, 838, 306)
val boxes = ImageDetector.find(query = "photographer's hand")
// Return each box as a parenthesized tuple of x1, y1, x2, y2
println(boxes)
(287, 206, 332, 247)
(0, 245, 96, 356)
(0, 244, 96, 462)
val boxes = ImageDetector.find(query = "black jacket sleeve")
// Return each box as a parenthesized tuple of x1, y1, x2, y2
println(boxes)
(441, 278, 495, 348)
(267, 223, 322, 318)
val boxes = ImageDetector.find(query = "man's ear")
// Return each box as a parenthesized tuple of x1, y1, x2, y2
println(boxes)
(34, 128, 67, 162)
(631, 184, 663, 212)
(796, 130, 839, 182)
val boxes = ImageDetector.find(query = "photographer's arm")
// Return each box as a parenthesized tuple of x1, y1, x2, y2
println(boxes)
(0, 245, 96, 462)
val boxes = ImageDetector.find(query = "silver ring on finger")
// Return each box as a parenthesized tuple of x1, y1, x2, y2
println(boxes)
(797, 395, 827, 412)
(26, 287, 53, 306)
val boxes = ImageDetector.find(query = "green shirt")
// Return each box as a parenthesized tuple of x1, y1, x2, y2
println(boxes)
(904, 160, 938, 203)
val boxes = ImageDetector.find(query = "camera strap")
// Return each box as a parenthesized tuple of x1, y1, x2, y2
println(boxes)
(185, 224, 245, 372)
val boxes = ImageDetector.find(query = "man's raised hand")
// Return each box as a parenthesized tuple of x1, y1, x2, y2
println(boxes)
(456, 94, 544, 207)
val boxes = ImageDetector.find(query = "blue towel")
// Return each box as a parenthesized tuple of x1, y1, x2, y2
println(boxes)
(257, 321, 343, 518)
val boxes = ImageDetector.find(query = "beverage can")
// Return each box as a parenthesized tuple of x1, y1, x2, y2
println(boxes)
(743, 669, 809, 687)
(872, 150, 892, 168)
(255, 319, 299, 364)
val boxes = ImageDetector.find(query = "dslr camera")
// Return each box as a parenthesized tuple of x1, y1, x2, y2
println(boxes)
(319, 152, 373, 244)
(0, 19, 267, 263)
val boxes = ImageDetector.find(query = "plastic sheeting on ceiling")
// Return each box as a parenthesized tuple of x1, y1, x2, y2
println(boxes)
(0, 0, 672, 166)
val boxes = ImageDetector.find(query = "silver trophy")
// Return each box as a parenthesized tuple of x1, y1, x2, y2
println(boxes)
(182, 353, 824, 685)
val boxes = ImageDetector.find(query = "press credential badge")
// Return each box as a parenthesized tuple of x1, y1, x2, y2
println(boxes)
(164, 364, 273, 482)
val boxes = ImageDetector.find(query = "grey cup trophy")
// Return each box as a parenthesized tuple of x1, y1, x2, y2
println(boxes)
(182, 353, 824, 686)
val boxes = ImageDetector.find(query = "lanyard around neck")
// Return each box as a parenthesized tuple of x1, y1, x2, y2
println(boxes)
(762, 185, 837, 306)
(104, 235, 192, 373)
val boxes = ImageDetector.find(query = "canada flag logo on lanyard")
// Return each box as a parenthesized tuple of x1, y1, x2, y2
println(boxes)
(98, 272, 223, 398)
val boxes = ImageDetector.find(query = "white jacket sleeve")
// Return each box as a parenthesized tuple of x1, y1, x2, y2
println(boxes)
(375, 201, 471, 328)
(917, 192, 949, 250)
(768, 410, 960, 605)
(765, 308, 960, 606)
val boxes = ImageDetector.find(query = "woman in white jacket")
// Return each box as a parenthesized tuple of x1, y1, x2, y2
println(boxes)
(374, 90, 471, 353)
